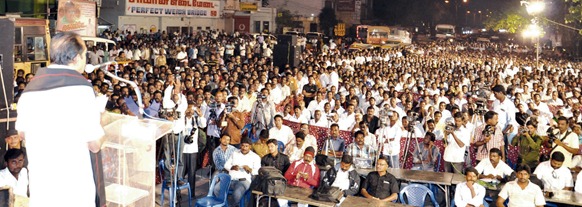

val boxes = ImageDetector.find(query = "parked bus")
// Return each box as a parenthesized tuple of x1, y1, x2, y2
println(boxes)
(435, 24, 455, 39)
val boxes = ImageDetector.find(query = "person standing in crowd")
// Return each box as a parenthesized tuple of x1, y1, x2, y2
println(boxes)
(16, 32, 104, 206)
(376, 111, 403, 168)
(473, 111, 505, 163)
(221, 96, 246, 147)
(250, 88, 276, 136)
(548, 116, 579, 168)
(511, 120, 543, 170)
(491, 85, 518, 143)
(183, 104, 206, 197)
(443, 112, 470, 174)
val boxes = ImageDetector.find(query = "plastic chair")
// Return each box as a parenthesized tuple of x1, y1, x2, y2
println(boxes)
(399, 183, 439, 207)
(159, 160, 192, 207)
(277, 141, 285, 152)
(239, 189, 252, 207)
(196, 173, 232, 207)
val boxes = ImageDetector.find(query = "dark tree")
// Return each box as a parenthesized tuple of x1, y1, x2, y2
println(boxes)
(319, 7, 337, 36)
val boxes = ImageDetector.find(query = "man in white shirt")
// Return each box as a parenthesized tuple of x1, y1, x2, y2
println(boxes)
(375, 111, 404, 168)
(443, 112, 470, 174)
(183, 104, 207, 195)
(491, 85, 518, 143)
(309, 110, 329, 127)
(475, 148, 514, 181)
(497, 164, 546, 207)
(16, 33, 104, 206)
(0, 149, 28, 197)
(549, 116, 580, 168)
(454, 167, 485, 207)
(220, 138, 261, 206)
(269, 115, 295, 147)
(533, 151, 574, 191)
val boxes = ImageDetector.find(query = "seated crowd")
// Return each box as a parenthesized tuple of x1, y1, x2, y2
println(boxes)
(7, 28, 582, 206)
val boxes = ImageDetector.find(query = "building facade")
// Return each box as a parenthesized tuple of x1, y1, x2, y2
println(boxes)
(100, 0, 276, 34)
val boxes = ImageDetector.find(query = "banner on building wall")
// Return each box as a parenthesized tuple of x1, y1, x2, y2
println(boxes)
(224, 0, 240, 11)
(337, 0, 354, 12)
(56, 0, 97, 36)
(239, 2, 257, 11)
(126, 0, 221, 18)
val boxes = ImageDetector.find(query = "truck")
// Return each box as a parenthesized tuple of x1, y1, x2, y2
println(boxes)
(435, 24, 455, 39)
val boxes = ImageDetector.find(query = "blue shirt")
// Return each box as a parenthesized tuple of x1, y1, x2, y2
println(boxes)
(212, 145, 238, 171)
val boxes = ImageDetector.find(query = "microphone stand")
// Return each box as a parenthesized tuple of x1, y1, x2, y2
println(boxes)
(98, 63, 144, 119)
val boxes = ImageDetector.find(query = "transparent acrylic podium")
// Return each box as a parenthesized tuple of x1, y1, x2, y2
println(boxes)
(100, 113, 173, 207)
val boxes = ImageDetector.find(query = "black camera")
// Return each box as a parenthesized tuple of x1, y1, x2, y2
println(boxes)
(483, 125, 495, 137)
(547, 127, 557, 145)
(257, 93, 267, 99)
(185, 127, 197, 144)
(475, 101, 487, 115)
(225, 102, 234, 113)
(520, 127, 529, 134)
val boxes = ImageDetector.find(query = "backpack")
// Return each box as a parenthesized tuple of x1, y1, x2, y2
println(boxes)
(310, 185, 343, 203)
(251, 166, 287, 196)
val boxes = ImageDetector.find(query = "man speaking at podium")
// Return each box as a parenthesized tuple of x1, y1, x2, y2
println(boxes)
(16, 32, 105, 207)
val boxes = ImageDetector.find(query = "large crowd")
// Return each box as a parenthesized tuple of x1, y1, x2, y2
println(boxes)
(9, 29, 582, 207)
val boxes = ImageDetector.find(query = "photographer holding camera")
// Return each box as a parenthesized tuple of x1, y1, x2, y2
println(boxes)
(511, 120, 542, 171)
(183, 104, 207, 197)
(220, 97, 246, 147)
(545, 116, 580, 168)
(443, 112, 470, 174)
(473, 111, 505, 164)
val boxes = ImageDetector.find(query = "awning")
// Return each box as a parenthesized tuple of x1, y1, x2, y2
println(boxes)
(98, 17, 114, 26)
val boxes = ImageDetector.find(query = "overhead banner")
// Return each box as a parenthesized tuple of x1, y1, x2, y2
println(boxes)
(126, 0, 221, 18)
(56, 0, 97, 36)
(239, 2, 257, 11)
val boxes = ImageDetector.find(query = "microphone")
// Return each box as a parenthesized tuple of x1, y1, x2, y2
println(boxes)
(85, 61, 117, 73)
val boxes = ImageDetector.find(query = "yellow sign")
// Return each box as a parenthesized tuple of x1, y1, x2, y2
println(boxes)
(334, 23, 345, 37)
(240, 2, 258, 11)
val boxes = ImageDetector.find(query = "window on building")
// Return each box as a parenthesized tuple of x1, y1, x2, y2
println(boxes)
(254, 21, 260, 33)
(262, 21, 270, 33)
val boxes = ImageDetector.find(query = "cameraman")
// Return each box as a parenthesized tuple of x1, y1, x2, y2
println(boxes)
(220, 97, 246, 147)
(250, 88, 276, 136)
(443, 112, 470, 174)
(161, 77, 188, 181)
(511, 120, 542, 170)
(183, 104, 207, 197)
(473, 111, 505, 163)
(547, 116, 580, 168)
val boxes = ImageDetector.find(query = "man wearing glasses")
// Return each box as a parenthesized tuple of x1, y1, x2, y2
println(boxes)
(533, 151, 574, 191)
